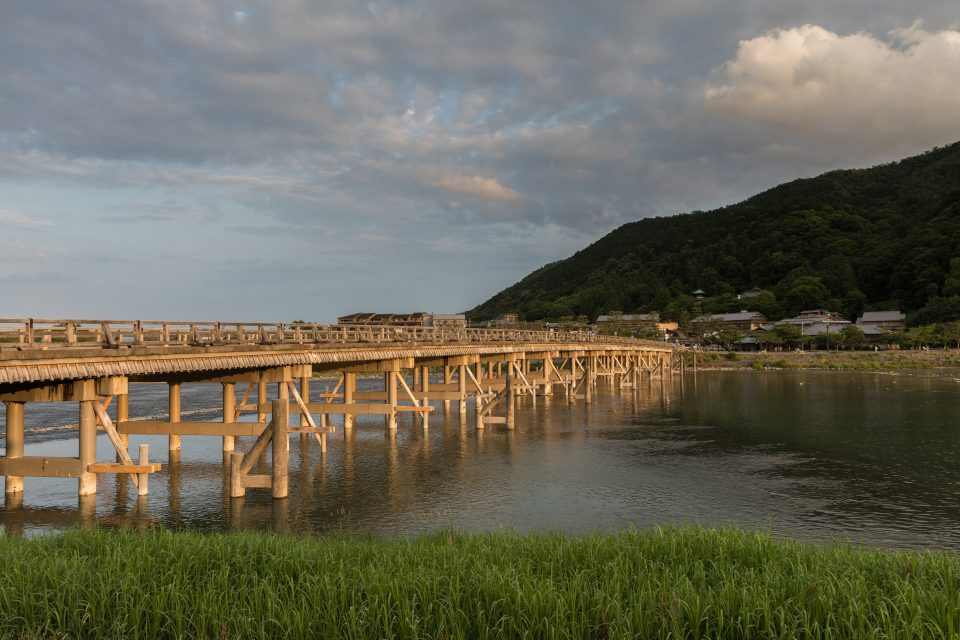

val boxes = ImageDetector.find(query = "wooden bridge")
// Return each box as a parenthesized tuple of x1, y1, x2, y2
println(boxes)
(0, 318, 680, 505)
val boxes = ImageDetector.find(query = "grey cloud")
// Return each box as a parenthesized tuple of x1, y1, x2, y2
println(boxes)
(1, 0, 958, 318)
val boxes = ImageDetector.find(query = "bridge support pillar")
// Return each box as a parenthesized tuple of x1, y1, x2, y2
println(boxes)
(343, 373, 355, 430)
(257, 380, 268, 423)
(78, 400, 97, 496)
(299, 376, 311, 443)
(420, 366, 430, 430)
(117, 393, 129, 462)
(4, 401, 24, 494)
(168, 383, 181, 453)
(443, 366, 452, 412)
(223, 383, 235, 452)
(584, 358, 594, 404)
(505, 362, 516, 430)
(458, 365, 467, 414)
(272, 399, 289, 499)
(384, 371, 398, 431)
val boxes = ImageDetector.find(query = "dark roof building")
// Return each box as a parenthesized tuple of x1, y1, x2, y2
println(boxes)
(693, 311, 767, 331)
(857, 311, 906, 332)
(337, 312, 430, 327)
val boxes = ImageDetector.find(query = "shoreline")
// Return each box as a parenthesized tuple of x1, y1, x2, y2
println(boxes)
(687, 348, 960, 371)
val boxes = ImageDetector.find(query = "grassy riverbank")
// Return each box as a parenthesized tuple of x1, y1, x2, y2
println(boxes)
(1, 528, 959, 639)
(689, 348, 960, 372)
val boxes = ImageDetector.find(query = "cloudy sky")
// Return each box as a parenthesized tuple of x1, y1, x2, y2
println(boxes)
(2, 1, 959, 321)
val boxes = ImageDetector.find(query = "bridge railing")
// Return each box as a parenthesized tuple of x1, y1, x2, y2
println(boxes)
(0, 318, 669, 351)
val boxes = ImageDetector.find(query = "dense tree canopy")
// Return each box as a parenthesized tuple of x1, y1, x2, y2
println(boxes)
(468, 142, 960, 326)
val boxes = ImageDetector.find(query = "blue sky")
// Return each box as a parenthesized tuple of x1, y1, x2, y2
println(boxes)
(2, 1, 959, 321)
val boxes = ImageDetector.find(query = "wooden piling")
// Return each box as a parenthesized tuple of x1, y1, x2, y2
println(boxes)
(458, 364, 467, 414)
(4, 401, 24, 494)
(585, 358, 594, 404)
(272, 398, 289, 498)
(505, 361, 516, 430)
(229, 452, 244, 498)
(343, 372, 355, 430)
(117, 393, 129, 462)
(257, 380, 267, 423)
(299, 375, 310, 443)
(78, 400, 97, 496)
(443, 366, 452, 412)
(384, 371, 398, 430)
(137, 444, 150, 496)
(223, 382, 235, 452)
(168, 383, 181, 453)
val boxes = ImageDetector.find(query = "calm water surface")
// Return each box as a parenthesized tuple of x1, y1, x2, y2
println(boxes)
(2, 370, 959, 548)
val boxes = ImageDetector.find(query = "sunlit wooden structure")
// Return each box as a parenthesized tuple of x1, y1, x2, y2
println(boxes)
(1, 318, 679, 504)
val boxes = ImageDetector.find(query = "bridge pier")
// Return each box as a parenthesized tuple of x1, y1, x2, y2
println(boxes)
(117, 392, 129, 462)
(343, 373, 356, 430)
(223, 382, 235, 452)
(78, 400, 97, 496)
(168, 383, 181, 453)
(4, 401, 24, 495)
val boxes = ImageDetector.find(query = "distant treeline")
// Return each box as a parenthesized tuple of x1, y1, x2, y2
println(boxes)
(469, 142, 960, 327)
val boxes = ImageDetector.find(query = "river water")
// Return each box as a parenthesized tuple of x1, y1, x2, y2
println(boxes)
(2, 370, 959, 548)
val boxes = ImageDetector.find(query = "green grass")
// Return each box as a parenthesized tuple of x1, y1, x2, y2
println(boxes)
(1, 527, 959, 639)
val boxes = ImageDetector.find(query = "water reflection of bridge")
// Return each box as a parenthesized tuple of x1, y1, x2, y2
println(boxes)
(1, 318, 680, 513)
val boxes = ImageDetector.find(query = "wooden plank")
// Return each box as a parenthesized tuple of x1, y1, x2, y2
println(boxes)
(242, 474, 272, 488)
(290, 427, 335, 434)
(91, 401, 139, 488)
(482, 416, 507, 424)
(395, 405, 433, 412)
(87, 462, 161, 473)
(118, 421, 267, 436)
(338, 358, 414, 373)
(258, 402, 394, 415)
(0, 456, 83, 478)
(354, 390, 464, 401)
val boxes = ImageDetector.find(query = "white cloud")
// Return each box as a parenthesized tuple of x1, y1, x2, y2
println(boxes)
(432, 174, 521, 203)
(704, 24, 960, 155)
(0, 209, 53, 227)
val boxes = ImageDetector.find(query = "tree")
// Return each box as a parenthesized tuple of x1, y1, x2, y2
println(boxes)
(783, 276, 831, 316)
(944, 321, 960, 349)
(695, 319, 742, 349)
(839, 325, 867, 350)
(773, 323, 803, 349)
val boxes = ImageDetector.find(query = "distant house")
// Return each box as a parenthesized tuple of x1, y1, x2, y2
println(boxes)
(692, 289, 706, 300)
(693, 311, 767, 332)
(430, 314, 466, 329)
(796, 309, 846, 321)
(494, 313, 519, 327)
(857, 310, 905, 333)
(596, 312, 661, 334)
(797, 321, 851, 337)
(337, 312, 431, 327)
(776, 310, 849, 335)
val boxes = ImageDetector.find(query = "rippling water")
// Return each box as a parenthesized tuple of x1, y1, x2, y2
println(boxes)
(2, 370, 959, 548)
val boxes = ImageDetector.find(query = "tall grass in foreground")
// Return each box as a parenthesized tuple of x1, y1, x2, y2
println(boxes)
(1, 527, 959, 639)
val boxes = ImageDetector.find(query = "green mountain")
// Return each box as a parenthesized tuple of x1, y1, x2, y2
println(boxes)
(468, 142, 960, 326)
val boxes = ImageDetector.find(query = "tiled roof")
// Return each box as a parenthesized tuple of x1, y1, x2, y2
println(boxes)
(857, 311, 905, 323)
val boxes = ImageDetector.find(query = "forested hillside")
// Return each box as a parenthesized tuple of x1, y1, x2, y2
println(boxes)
(469, 142, 960, 325)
